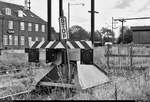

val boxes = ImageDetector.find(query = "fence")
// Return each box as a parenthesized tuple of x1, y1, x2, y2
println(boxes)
(104, 44, 150, 68)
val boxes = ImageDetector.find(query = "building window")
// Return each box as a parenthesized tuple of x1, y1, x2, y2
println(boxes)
(42, 25, 45, 32)
(28, 37, 32, 42)
(14, 36, 18, 45)
(9, 35, 12, 45)
(8, 21, 13, 29)
(42, 37, 45, 41)
(3, 35, 8, 45)
(28, 23, 32, 31)
(20, 36, 25, 45)
(0, 11, 2, 15)
(5, 8, 11, 15)
(35, 37, 39, 41)
(18, 10, 23, 17)
(35, 24, 39, 32)
(20, 22, 25, 30)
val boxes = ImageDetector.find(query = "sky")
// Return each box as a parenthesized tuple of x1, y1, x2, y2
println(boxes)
(1, 0, 150, 37)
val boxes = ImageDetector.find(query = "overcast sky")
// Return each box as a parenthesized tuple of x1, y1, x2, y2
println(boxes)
(1, 0, 150, 37)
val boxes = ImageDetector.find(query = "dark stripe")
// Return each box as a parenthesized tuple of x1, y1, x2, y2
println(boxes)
(80, 41, 91, 49)
(40, 41, 50, 49)
(93, 63, 108, 76)
(70, 41, 80, 49)
(50, 41, 59, 49)
(61, 41, 69, 49)
(31, 41, 41, 48)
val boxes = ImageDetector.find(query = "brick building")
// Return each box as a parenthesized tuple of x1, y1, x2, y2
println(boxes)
(0, 1, 47, 49)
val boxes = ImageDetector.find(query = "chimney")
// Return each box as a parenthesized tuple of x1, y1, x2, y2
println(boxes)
(24, 0, 28, 10)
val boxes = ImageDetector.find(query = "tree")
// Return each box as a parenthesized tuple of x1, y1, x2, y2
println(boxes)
(50, 27, 59, 40)
(89, 30, 102, 42)
(69, 25, 90, 41)
(117, 26, 133, 44)
(100, 27, 115, 43)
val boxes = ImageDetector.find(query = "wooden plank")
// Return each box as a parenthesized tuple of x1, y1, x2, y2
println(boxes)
(112, 44, 150, 47)
(40, 82, 77, 89)
(105, 54, 150, 58)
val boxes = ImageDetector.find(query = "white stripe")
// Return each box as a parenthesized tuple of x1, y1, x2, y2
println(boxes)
(67, 41, 74, 49)
(55, 42, 65, 49)
(45, 41, 55, 48)
(85, 41, 93, 48)
(30, 41, 36, 48)
(36, 41, 45, 48)
(75, 41, 85, 49)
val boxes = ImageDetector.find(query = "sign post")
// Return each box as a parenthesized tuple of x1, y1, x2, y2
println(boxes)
(59, 16, 69, 40)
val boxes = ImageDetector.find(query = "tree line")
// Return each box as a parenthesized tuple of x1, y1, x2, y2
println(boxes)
(50, 25, 133, 44)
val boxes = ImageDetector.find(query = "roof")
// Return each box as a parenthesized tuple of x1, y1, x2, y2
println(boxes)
(0, 1, 46, 24)
(131, 26, 150, 31)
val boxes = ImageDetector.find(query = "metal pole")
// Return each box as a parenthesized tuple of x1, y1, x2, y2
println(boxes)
(68, 3, 70, 31)
(112, 17, 114, 37)
(47, 0, 51, 41)
(91, 0, 95, 45)
(68, 3, 70, 39)
(59, 0, 63, 17)
(59, 0, 63, 41)
(122, 20, 124, 44)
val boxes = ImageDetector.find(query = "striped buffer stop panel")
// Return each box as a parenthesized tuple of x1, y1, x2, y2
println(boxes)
(30, 41, 93, 49)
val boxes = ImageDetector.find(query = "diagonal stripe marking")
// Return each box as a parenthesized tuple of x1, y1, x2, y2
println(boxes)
(67, 41, 74, 49)
(36, 41, 45, 48)
(31, 41, 41, 48)
(80, 41, 91, 49)
(70, 41, 80, 49)
(50, 41, 59, 49)
(45, 41, 55, 48)
(41, 41, 49, 49)
(75, 41, 85, 49)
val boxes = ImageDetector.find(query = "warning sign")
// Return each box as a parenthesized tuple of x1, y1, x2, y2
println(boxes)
(59, 16, 68, 40)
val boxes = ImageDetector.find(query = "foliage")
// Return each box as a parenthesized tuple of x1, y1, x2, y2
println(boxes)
(51, 27, 59, 40)
(117, 26, 133, 44)
(69, 25, 90, 41)
(100, 27, 115, 43)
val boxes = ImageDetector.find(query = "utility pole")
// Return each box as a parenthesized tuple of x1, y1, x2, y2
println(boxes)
(68, 3, 70, 34)
(91, 0, 95, 45)
(89, 0, 99, 45)
(112, 17, 114, 36)
(47, 0, 51, 41)
(121, 19, 125, 43)
(28, 0, 31, 10)
(59, 0, 63, 41)
(59, 0, 63, 17)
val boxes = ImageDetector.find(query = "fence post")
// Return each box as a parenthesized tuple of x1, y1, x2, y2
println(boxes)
(106, 45, 110, 69)
(130, 45, 133, 69)
(118, 45, 121, 69)
(115, 83, 117, 100)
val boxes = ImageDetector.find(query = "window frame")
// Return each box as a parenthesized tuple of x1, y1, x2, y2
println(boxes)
(3, 35, 8, 45)
(20, 36, 25, 45)
(35, 24, 39, 32)
(18, 10, 23, 17)
(28, 23, 32, 31)
(5, 8, 11, 15)
(20, 22, 25, 31)
(8, 20, 13, 29)
(35, 37, 39, 41)
(41, 25, 45, 32)
(14, 36, 18, 45)
(9, 35, 13, 45)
